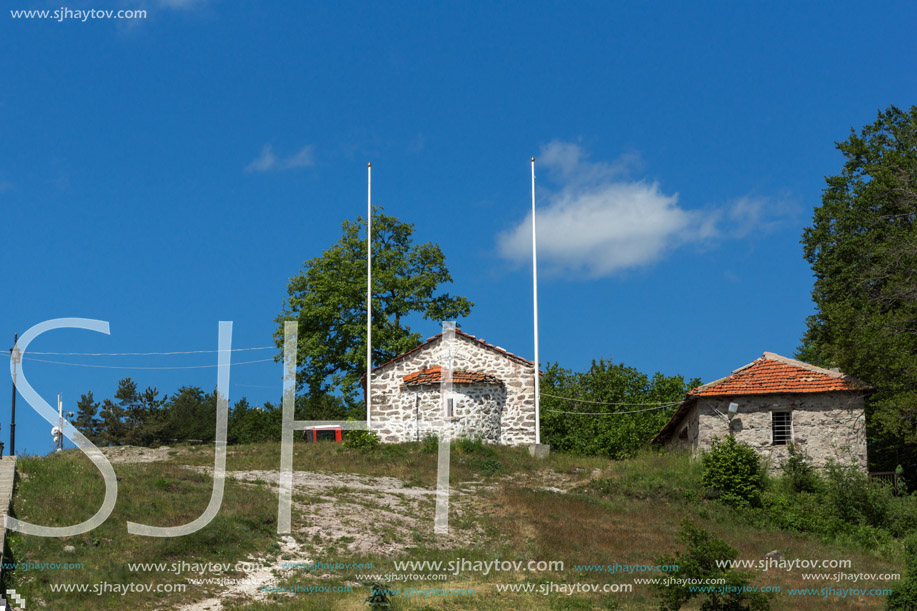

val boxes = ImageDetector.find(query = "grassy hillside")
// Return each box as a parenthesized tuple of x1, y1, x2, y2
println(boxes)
(1, 441, 908, 610)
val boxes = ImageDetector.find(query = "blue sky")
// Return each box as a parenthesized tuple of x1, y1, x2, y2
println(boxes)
(2, 0, 915, 455)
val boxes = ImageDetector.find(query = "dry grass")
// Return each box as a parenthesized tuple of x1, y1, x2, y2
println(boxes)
(3, 443, 908, 610)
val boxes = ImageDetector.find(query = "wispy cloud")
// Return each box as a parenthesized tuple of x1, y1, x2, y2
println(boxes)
(158, 0, 207, 8)
(496, 141, 790, 278)
(245, 144, 315, 173)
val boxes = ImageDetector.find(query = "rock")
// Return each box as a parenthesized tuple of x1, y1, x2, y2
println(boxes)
(765, 550, 784, 561)
(63, 545, 76, 553)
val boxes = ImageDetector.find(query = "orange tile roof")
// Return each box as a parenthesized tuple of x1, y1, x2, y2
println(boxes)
(402, 366, 502, 386)
(689, 352, 867, 396)
(650, 352, 869, 444)
(359, 328, 532, 388)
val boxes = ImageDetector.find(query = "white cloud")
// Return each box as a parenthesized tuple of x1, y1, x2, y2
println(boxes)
(496, 141, 786, 277)
(282, 145, 315, 170)
(245, 144, 315, 173)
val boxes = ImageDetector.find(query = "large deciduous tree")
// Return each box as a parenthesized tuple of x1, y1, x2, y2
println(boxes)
(275, 207, 473, 404)
(799, 105, 917, 472)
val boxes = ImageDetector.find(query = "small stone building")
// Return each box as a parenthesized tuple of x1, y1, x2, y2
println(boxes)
(652, 352, 869, 470)
(362, 329, 537, 445)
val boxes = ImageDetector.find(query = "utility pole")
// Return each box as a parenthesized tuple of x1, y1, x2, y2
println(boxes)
(9, 332, 18, 457)
(55, 394, 63, 452)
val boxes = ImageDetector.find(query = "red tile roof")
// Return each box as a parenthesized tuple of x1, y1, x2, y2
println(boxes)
(360, 328, 533, 388)
(689, 352, 867, 396)
(402, 366, 502, 386)
(650, 352, 869, 444)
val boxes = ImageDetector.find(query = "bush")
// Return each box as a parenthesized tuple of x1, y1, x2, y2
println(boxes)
(887, 533, 917, 610)
(782, 443, 820, 493)
(655, 520, 770, 610)
(702, 436, 765, 509)
(479, 458, 501, 475)
(421, 434, 439, 454)
(454, 436, 496, 457)
(823, 459, 892, 529)
(343, 430, 380, 452)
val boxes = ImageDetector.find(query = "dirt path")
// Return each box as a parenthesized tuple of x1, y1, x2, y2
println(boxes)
(173, 467, 486, 610)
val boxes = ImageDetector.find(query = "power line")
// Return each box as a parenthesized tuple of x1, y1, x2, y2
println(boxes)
(544, 403, 680, 416)
(19, 346, 275, 356)
(20, 357, 276, 370)
(539, 391, 680, 407)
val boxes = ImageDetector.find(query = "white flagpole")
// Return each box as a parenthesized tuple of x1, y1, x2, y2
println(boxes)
(531, 157, 541, 445)
(367, 162, 372, 430)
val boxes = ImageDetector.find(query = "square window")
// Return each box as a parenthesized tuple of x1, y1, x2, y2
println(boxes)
(772, 411, 792, 445)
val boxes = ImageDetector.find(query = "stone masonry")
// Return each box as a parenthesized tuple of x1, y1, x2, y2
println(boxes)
(654, 352, 869, 471)
(365, 331, 537, 445)
(681, 392, 867, 470)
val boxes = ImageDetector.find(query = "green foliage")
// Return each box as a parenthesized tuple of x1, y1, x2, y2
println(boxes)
(701, 436, 765, 509)
(163, 386, 216, 443)
(74, 391, 101, 443)
(798, 105, 917, 478)
(420, 433, 439, 454)
(343, 430, 381, 452)
(541, 359, 700, 459)
(478, 457, 501, 475)
(887, 533, 917, 610)
(580, 451, 703, 504)
(822, 459, 894, 530)
(227, 398, 282, 444)
(750, 462, 917, 548)
(275, 207, 473, 403)
(363, 582, 392, 609)
(781, 443, 820, 493)
(654, 520, 770, 611)
(454, 436, 496, 456)
(80, 377, 337, 448)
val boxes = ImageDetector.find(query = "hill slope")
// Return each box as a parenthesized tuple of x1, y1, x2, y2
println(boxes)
(2, 441, 907, 610)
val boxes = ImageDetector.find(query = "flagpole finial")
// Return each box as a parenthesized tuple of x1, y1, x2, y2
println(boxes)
(368, 162, 372, 167)
(531, 157, 535, 162)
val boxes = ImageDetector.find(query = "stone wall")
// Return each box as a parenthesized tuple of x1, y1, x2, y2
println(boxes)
(368, 333, 537, 445)
(687, 393, 867, 471)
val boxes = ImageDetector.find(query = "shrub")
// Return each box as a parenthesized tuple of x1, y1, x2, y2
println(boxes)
(363, 582, 392, 609)
(887, 533, 917, 610)
(421, 434, 439, 454)
(702, 436, 765, 509)
(823, 459, 891, 529)
(343, 430, 380, 452)
(782, 443, 820, 493)
(454, 436, 496, 457)
(479, 458, 501, 475)
(655, 520, 770, 610)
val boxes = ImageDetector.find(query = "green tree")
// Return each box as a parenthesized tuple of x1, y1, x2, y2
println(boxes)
(74, 391, 101, 442)
(655, 520, 770, 611)
(98, 398, 127, 446)
(275, 207, 472, 403)
(799, 105, 917, 475)
(540, 359, 699, 458)
(163, 386, 212, 442)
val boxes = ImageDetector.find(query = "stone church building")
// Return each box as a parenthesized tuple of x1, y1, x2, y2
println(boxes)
(362, 329, 537, 445)
(652, 352, 869, 470)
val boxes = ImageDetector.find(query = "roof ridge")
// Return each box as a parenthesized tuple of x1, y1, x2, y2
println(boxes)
(359, 327, 533, 387)
(688, 351, 868, 396)
(762, 352, 845, 378)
